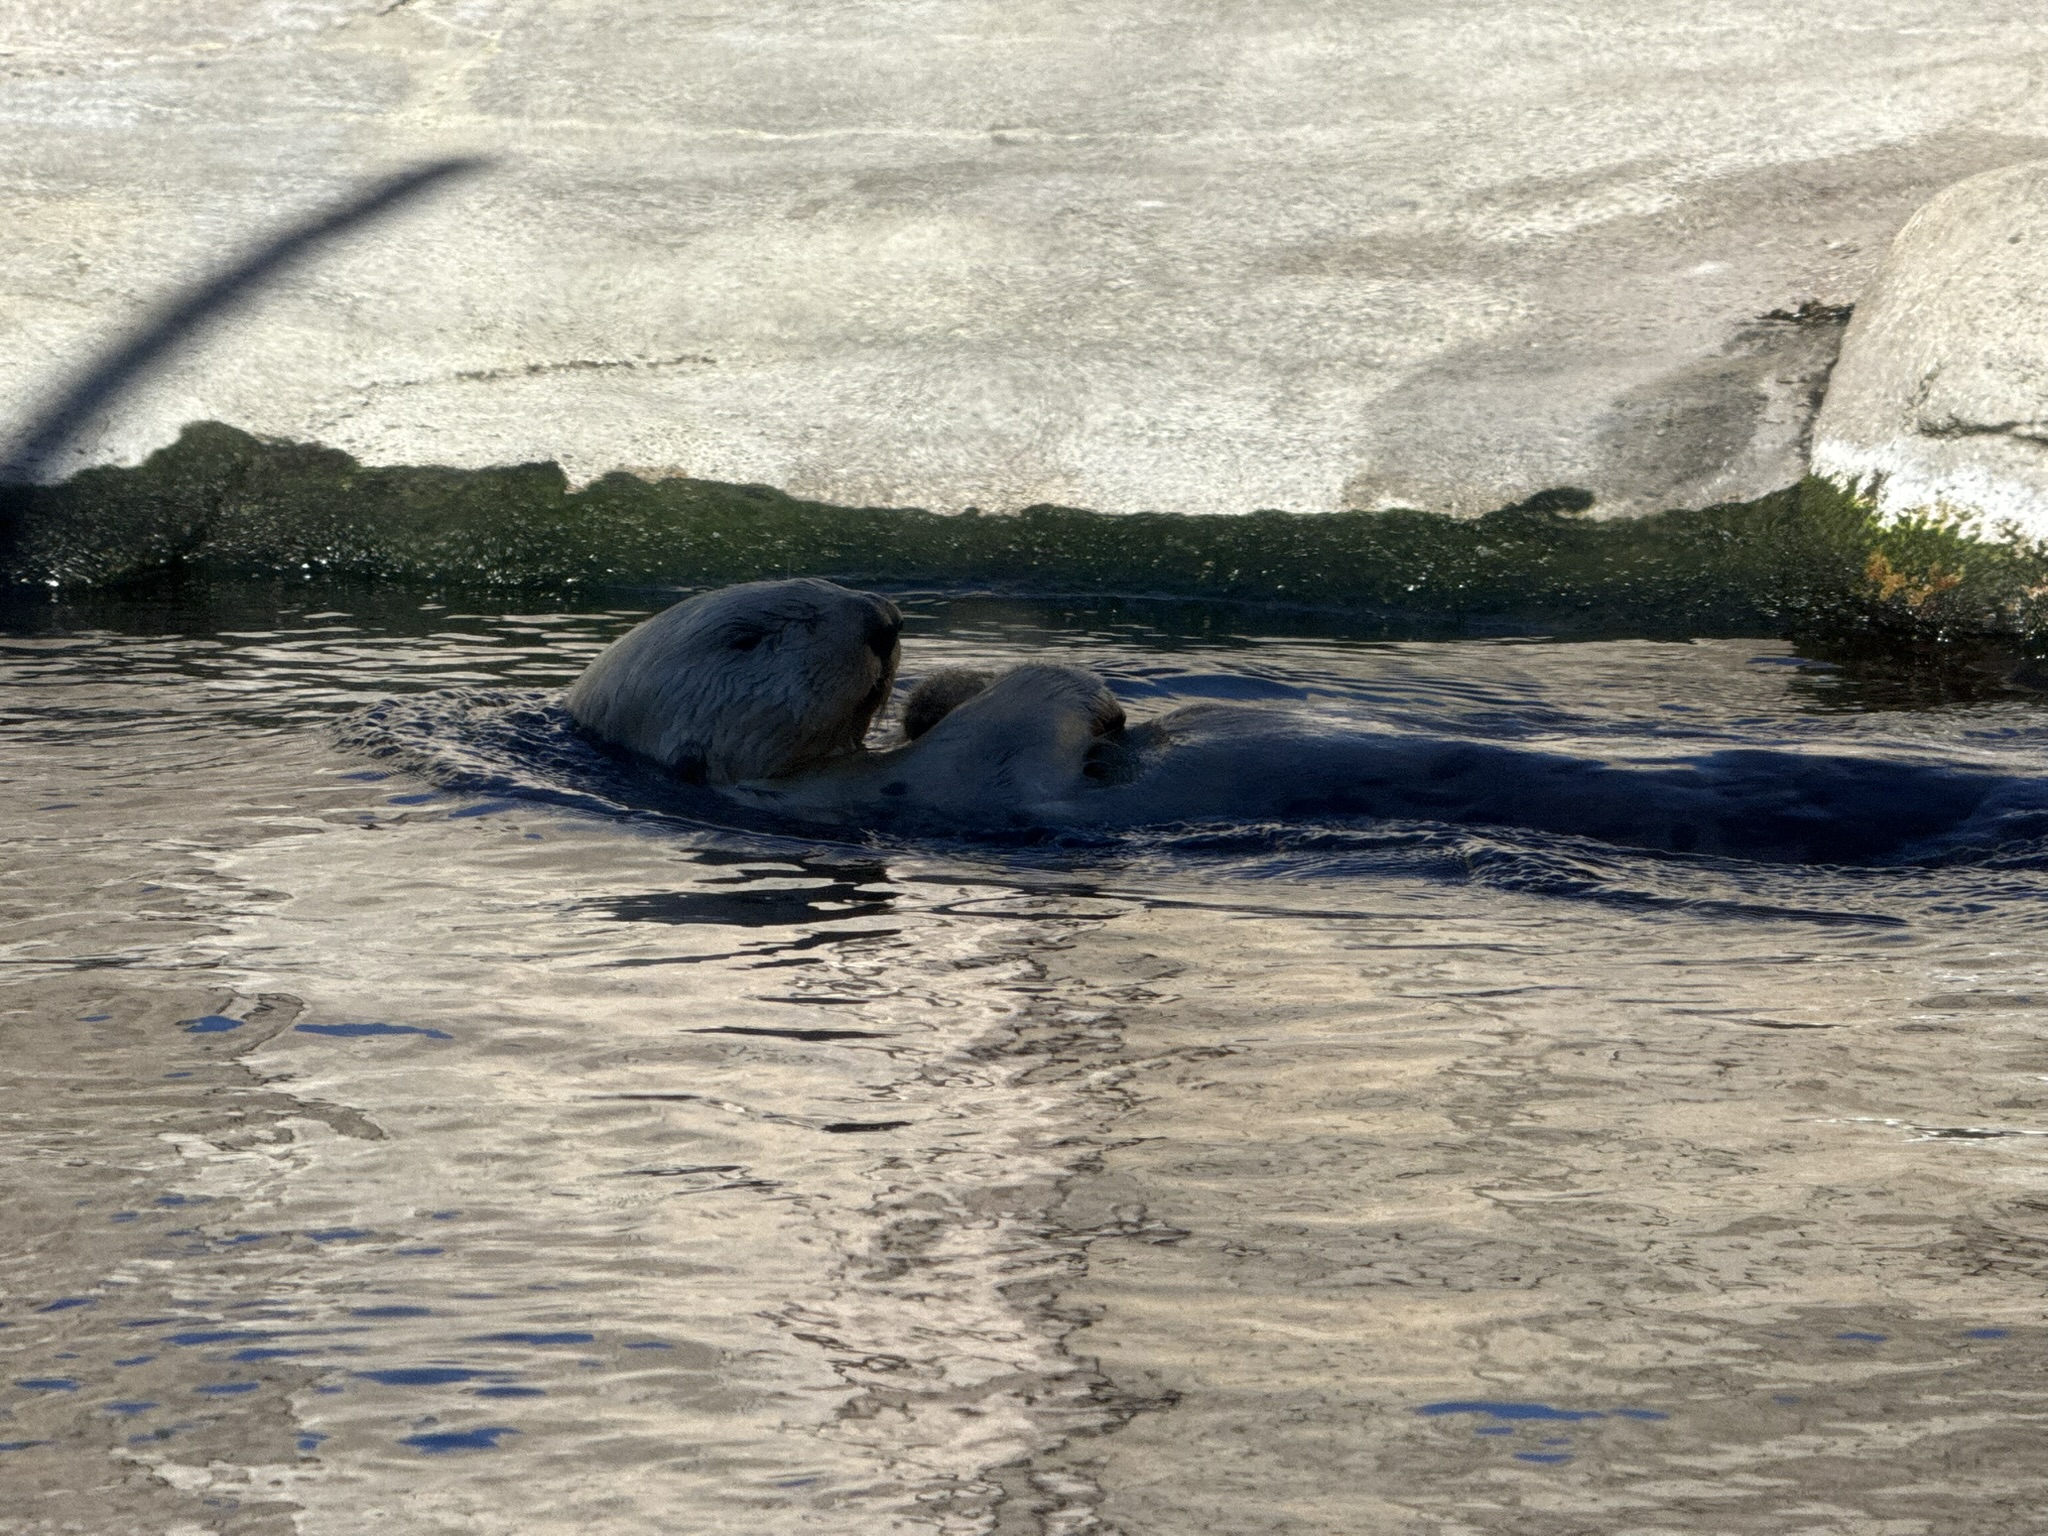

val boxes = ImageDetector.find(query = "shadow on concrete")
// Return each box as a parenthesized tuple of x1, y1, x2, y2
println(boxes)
(0, 157, 488, 575)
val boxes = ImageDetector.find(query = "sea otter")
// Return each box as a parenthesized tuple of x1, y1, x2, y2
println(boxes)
(566, 578, 2030, 861)
(564, 577, 1127, 825)
(564, 577, 904, 784)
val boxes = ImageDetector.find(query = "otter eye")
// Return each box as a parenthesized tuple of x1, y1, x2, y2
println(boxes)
(726, 628, 768, 653)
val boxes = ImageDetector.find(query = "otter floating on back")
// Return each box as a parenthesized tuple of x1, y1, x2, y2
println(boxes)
(564, 577, 1128, 828)
(565, 578, 2040, 862)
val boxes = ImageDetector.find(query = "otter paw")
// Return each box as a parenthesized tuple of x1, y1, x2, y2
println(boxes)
(902, 667, 994, 740)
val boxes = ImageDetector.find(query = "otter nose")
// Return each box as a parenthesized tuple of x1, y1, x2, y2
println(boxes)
(865, 604, 902, 662)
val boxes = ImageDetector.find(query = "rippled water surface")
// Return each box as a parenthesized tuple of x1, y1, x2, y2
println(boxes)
(6, 586, 2048, 1535)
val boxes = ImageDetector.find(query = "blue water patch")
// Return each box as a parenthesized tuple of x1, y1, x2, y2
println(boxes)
(113, 1356, 153, 1368)
(1417, 1401, 1605, 1422)
(1835, 1331, 1887, 1343)
(1610, 1408, 1669, 1421)
(220, 1233, 272, 1246)
(109, 1213, 139, 1223)
(194, 1382, 260, 1396)
(471, 1331, 594, 1346)
(297, 1432, 329, 1453)
(429, 1211, 461, 1220)
(305, 1228, 373, 1243)
(386, 792, 439, 805)
(339, 771, 388, 781)
(166, 1330, 276, 1347)
(79, 1012, 110, 1021)
(355, 1367, 484, 1387)
(182, 1015, 243, 1033)
(448, 799, 526, 819)
(472, 1385, 545, 1398)
(15, 1379, 78, 1392)
(395, 1247, 445, 1257)
(162, 1072, 192, 1079)
(352, 1306, 433, 1319)
(402, 1425, 517, 1454)
(103, 1401, 157, 1415)
(231, 1347, 308, 1363)
(1474, 1426, 1513, 1436)
(1965, 1328, 2009, 1340)
(295, 1023, 452, 1040)
(623, 1340, 672, 1350)
(39, 1297, 94, 1312)
(1515, 1452, 1573, 1465)
(0, 1441, 51, 1452)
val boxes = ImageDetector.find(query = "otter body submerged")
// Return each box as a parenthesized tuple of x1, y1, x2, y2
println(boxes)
(570, 580, 2042, 862)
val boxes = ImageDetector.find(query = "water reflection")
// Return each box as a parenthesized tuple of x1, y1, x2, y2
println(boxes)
(6, 584, 2048, 1532)
(589, 864, 899, 927)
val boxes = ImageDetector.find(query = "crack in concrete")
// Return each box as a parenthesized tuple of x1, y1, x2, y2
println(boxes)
(450, 353, 716, 383)
(303, 352, 716, 440)
(1919, 418, 2048, 444)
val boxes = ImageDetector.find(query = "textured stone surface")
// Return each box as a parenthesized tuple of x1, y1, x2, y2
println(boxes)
(1812, 159, 2048, 536)
(2, 1, 2047, 514)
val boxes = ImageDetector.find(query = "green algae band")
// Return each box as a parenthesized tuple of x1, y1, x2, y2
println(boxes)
(6, 422, 2045, 644)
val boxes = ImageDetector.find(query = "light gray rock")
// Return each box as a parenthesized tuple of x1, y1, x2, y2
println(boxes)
(1812, 159, 2048, 536)
(2, 1, 2047, 515)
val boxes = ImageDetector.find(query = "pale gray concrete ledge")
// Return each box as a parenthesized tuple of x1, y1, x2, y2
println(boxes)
(1814, 159, 2048, 538)
(3, 1, 2046, 516)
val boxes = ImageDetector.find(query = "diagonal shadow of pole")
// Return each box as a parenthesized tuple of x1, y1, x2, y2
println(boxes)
(0, 156, 490, 581)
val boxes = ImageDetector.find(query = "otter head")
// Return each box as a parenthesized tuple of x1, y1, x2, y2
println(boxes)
(564, 578, 901, 783)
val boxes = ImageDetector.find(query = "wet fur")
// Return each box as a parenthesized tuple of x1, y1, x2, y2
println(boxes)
(564, 580, 1127, 827)
(564, 578, 901, 783)
(728, 664, 1125, 829)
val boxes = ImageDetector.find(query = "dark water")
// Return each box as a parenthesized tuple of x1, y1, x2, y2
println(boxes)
(6, 584, 2048, 1534)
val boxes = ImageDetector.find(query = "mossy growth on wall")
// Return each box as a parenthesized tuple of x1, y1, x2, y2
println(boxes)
(5, 421, 2046, 647)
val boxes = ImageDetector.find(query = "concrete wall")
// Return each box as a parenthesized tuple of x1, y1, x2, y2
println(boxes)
(1813, 160, 2048, 535)
(3, 1, 2047, 515)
